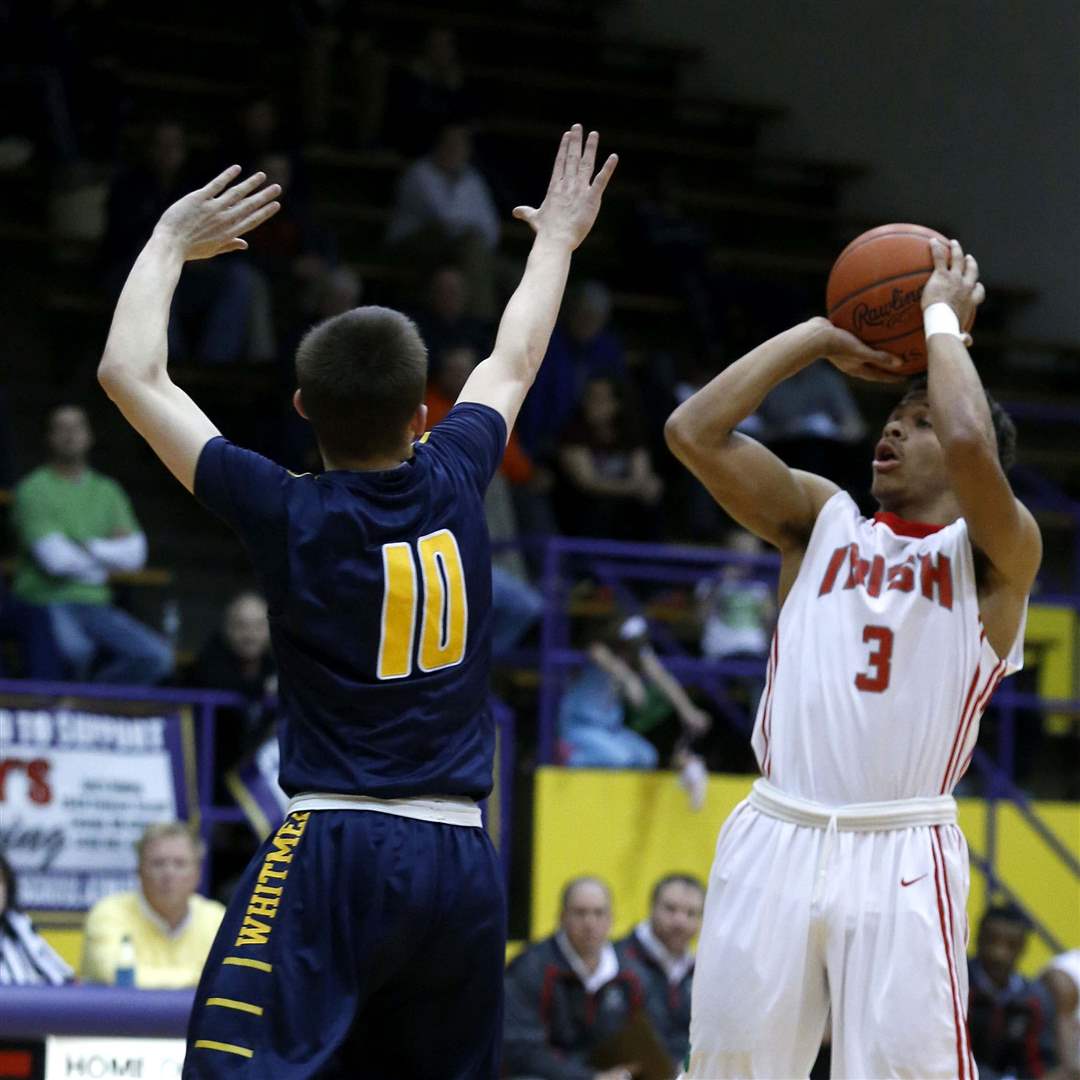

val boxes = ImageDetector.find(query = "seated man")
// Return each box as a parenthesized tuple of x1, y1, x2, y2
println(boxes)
(968, 903, 1058, 1079)
(616, 874, 704, 1068)
(11, 405, 172, 684)
(80, 822, 225, 988)
(503, 876, 645, 1080)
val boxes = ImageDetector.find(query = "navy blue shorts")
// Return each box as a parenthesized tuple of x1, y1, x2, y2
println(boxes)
(183, 810, 506, 1079)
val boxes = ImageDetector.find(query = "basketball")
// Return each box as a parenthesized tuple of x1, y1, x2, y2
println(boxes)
(826, 223, 975, 375)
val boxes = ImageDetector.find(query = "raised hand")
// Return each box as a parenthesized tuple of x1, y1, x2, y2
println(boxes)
(512, 123, 618, 250)
(154, 165, 282, 262)
(921, 237, 985, 327)
(808, 317, 908, 384)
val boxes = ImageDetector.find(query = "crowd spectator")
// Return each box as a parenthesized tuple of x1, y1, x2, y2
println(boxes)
(386, 27, 473, 157)
(1042, 950, 1080, 1080)
(424, 345, 533, 489)
(385, 124, 500, 319)
(696, 530, 773, 664)
(616, 874, 705, 1068)
(968, 903, 1058, 1079)
(559, 615, 710, 804)
(556, 376, 664, 540)
(0, 850, 73, 985)
(80, 823, 225, 989)
(11, 406, 172, 685)
(504, 877, 645, 1080)
(102, 121, 259, 364)
(421, 347, 545, 654)
(412, 266, 494, 367)
(516, 281, 627, 463)
(190, 590, 278, 775)
(749, 359, 867, 494)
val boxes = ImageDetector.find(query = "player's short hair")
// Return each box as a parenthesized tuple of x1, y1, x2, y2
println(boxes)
(560, 875, 612, 913)
(901, 376, 1017, 471)
(650, 873, 706, 907)
(978, 901, 1031, 934)
(135, 822, 204, 866)
(295, 306, 428, 461)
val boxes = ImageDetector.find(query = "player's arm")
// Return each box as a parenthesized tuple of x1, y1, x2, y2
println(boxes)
(664, 320, 902, 552)
(455, 124, 617, 436)
(922, 239, 1042, 589)
(97, 167, 281, 494)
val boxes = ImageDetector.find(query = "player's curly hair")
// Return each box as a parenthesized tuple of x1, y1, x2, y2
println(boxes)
(902, 375, 1017, 471)
(296, 306, 428, 461)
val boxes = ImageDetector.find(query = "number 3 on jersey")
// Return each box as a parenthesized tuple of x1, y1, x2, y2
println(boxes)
(855, 625, 893, 693)
(377, 529, 468, 680)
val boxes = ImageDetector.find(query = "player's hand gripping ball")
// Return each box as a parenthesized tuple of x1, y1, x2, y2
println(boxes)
(826, 224, 977, 375)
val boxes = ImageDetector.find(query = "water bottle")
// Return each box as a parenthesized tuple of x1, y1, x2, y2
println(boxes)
(115, 934, 136, 987)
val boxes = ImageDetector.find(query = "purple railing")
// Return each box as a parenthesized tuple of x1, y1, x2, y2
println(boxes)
(0, 680, 516, 896)
(534, 535, 1080, 955)
(0, 986, 193, 1039)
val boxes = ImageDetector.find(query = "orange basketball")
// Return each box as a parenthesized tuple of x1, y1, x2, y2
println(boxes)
(826, 223, 974, 375)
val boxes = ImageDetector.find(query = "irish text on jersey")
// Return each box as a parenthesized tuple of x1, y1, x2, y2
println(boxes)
(817, 544, 953, 610)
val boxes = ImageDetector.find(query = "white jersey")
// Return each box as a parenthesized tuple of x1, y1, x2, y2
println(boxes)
(751, 490, 1026, 803)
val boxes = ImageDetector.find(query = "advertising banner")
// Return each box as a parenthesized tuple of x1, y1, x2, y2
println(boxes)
(0, 703, 196, 911)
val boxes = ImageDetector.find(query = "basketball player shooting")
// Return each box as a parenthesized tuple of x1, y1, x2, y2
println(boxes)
(665, 239, 1040, 1079)
(96, 125, 616, 1079)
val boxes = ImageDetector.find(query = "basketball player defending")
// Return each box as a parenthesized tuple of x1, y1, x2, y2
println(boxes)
(666, 239, 1040, 1079)
(97, 125, 616, 1078)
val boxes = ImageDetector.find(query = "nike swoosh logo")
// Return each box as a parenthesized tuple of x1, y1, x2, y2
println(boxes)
(900, 874, 928, 887)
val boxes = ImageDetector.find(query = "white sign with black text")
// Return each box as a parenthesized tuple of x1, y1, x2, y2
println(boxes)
(44, 1036, 186, 1079)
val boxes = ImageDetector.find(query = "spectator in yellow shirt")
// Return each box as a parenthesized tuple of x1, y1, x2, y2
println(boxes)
(80, 822, 225, 988)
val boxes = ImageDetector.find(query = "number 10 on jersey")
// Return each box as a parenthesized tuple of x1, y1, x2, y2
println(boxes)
(377, 529, 468, 680)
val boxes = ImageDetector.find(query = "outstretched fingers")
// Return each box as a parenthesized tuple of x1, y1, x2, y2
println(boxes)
(202, 164, 242, 197)
(590, 152, 619, 196)
(566, 123, 583, 177)
(217, 170, 269, 207)
(227, 182, 282, 224)
(549, 130, 571, 190)
(231, 198, 281, 239)
(578, 130, 599, 182)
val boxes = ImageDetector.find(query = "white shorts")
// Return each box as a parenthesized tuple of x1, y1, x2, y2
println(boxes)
(682, 781, 976, 1079)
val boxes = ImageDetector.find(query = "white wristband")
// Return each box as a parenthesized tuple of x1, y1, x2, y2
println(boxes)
(924, 302, 973, 346)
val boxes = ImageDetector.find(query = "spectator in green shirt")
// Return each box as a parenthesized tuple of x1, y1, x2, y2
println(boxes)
(11, 405, 173, 684)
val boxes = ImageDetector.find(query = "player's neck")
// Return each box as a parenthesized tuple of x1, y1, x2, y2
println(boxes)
(875, 489, 962, 528)
(321, 445, 415, 472)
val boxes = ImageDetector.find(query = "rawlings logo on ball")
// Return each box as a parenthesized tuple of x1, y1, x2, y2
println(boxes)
(852, 285, 924, 333)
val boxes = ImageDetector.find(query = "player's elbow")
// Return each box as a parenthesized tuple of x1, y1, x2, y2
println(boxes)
(97, 354, 124, 398)
(665, 407, 715, 462)
(664, 409, 691, 457)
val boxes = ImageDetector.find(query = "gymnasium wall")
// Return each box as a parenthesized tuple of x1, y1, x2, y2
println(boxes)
(614, 0, 1080, 341)
(531, 768, 1080, 977)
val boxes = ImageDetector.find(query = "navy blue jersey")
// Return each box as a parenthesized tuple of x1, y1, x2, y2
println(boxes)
(194, 403, 506, 801)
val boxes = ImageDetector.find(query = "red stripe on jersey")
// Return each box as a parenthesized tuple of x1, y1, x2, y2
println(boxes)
(759, 630, 779, 777)
(872, 511, 947, 538)
(931, 832, 968, 1080)
(945, 661, 1005, 793)
(950, 664, 1007, 790)
(934, 828, 976, 1079)
(942, 665, 983, 794)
